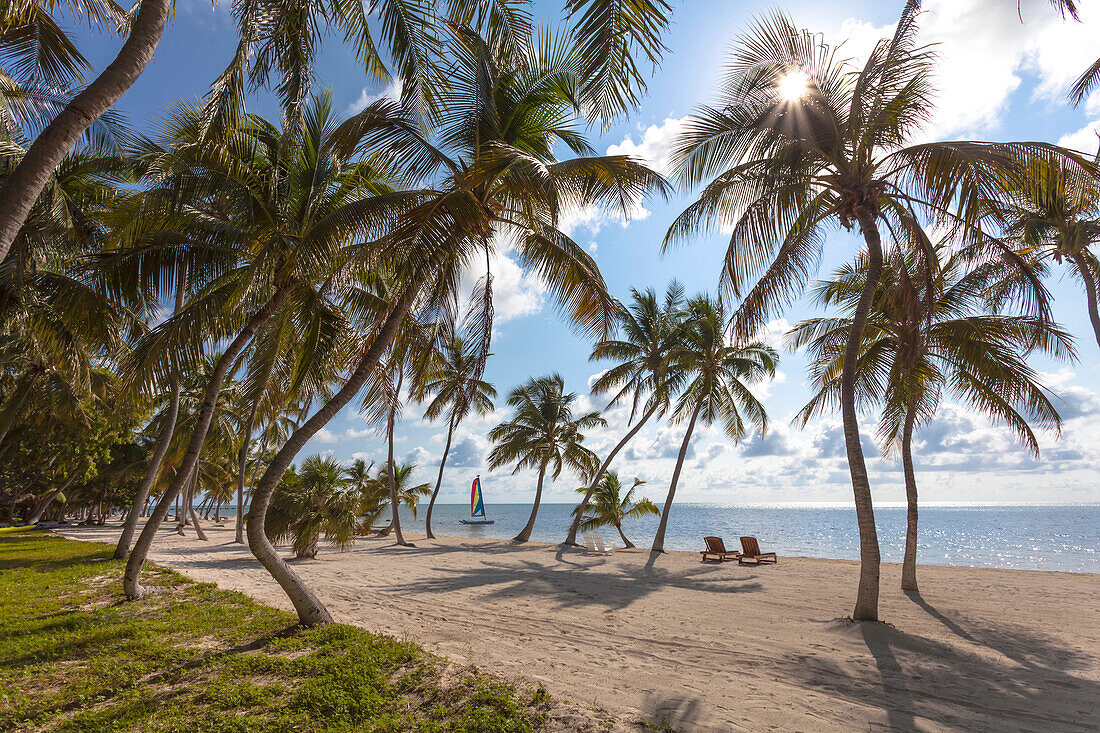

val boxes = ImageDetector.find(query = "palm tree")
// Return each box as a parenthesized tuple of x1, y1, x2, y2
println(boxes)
(571, 470, 657, 548)
(651, 296, 775, 554)
(565, 281, 686, 546)
(359, 461, 432, 531)
(662, 5, 1077, 619)
(993, 153, 1100, 348)
(245, 26, 666, 624)
(120, 92, 405, 601)
(488, 374, 603, 543)
(265, 455, 358, 558)
(420, 333, 496, 539)
(789, 245, 1072, 592)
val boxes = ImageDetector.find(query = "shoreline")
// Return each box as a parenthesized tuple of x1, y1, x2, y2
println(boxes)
(57, 521, 1100, 731)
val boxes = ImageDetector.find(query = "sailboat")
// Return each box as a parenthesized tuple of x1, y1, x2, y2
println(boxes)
(459, 475, 495, 525)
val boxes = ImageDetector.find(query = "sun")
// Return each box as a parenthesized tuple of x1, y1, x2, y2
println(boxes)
(777, 69, 810, 102)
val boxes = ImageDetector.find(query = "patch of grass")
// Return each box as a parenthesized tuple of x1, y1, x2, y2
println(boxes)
(0, 531, 550, 732)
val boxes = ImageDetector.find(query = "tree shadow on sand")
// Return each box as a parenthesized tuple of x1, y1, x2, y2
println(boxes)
(385, 556, 763, 612)
(782, 606, 1097, 731)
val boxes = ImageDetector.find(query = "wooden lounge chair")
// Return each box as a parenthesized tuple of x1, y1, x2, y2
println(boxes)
(738, 536, 777, 564)
(699, 536, 740, 563)
(583, 533, 615, 554)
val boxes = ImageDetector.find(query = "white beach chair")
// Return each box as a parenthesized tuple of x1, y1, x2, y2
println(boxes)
(583, 533, 615, 554)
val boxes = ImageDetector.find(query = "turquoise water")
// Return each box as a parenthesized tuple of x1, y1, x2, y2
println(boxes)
(220, 502, 1099, 572)
(409, 503, 1100, 573)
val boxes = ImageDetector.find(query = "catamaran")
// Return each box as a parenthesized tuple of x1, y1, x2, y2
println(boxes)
(459, 475, 495, 525)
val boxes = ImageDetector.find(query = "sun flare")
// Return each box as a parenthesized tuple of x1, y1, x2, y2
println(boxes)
(777, 69, 809, 102)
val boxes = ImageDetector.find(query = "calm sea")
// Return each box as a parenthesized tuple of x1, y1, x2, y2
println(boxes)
(218, 502, 1099, 573)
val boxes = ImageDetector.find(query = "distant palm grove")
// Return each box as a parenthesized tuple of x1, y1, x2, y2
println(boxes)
(2, 0, 1099, 627)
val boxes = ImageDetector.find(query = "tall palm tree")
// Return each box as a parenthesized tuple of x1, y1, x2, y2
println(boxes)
(420, 333, 496, 539)
(571, 470, 657, 548)
(789, 245, 1072, 592)
(120, 92, 405, 601)
(650, 296, 775, 554)
(245, 26, 666, 625)
(266, 455, 358, 558)
(565, 280, 686, 546)
(994, 153, 1100, 348)
(663, 5, 1075, 619)
(488, 374, 603, 542)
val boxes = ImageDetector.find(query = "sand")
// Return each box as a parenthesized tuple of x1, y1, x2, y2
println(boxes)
(57, 520, 1099, 732)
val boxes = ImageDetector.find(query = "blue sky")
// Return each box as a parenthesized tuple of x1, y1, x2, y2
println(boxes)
(71, 0, 1100, 504)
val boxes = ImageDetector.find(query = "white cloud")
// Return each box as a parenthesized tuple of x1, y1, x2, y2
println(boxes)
(830, 0, 1100, 140)
(1057, 121, 1100, 155)
(346, 80, 403, 115)
(606, 116, 690, 175)
(313, 428, 337, 444)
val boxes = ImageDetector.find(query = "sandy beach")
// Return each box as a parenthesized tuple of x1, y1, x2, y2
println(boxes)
(58, 520, 1099, 732)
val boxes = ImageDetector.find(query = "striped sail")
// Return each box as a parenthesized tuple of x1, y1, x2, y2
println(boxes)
(470, 476, 486, 517)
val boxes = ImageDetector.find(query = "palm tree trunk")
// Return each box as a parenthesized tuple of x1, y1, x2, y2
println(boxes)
(247, 285, 418, 626)
(565, 403, 658, 546)
(124, 288, 287, 600)
(27, 473, 78, 525)
(0, 0, 173, 265)
(114, 267, 187, 559)
(651, 403, 701, 553)
(901, 406, 920, 592)
(1073, 253, 1100, 349)
(513, 462, 547, 543)
(187, 471, 208, 542)
(387, 371, 408, 546)
(848, 209, 885, 622)
(235, 405, 257, 544)
(615, 523, 634, 549)
(424, 414, 455, 540)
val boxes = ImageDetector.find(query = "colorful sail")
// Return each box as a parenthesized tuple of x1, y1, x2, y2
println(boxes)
(470, 476, 486, 517)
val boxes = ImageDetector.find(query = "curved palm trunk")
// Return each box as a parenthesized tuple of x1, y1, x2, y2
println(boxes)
(565, 403, 658, 546)
(513, 462, 547, 543)
(387, 371, 408, 546)
(615, 523, 634, 549)
(651, 404, 701, 553)
(901, 406, 920, 592)
(1072, 253, 1100, 349)
(115, 270, 187, 559)
(124, 289, 287, 600)
(235, 405, 258, 544)
(187, 472, 208, 542)
(247, 287, 417, 626)
(848, 210, 885, 622)
(0, 0, 173, 265)
(27, 473, 78, 525)
(424, 414, 455, 539)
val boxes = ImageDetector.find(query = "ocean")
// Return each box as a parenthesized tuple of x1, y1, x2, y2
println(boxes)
(216, 502, 1099, 573)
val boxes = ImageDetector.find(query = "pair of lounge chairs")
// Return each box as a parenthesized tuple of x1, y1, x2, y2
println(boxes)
(582, 533, 616, 554)
(700, 536, 777, 565)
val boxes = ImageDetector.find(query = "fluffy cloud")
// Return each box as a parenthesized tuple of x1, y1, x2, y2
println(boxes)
(346, 80, 403, 115)
(605, 116, 690, 175)
(830, 0, 1100, 140)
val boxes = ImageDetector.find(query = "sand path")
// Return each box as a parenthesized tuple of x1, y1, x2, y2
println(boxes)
(58, 521, 1099, 732)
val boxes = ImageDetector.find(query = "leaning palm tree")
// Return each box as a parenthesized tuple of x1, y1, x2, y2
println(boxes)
(419, 333, 496, 539)
(993, 153, 1100, 348)
(571, 470, 658, 548)
(651, 296, 775, 554)
(789, 245, 1072, 592)
(488, 374, 603, 543)
(565, 280, 687, 546)
(245, 26, 667, 625)
(663, 4, 1079, 619)
(265, 455, 358, 559)
(119, 92, 407, 601)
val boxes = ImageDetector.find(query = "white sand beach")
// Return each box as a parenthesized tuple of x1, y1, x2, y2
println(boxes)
(59, 521, 1100, 732)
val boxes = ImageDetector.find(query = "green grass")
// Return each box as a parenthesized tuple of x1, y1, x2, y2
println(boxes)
(0, 531, 552, 732)
(0, 525, 32, 535)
